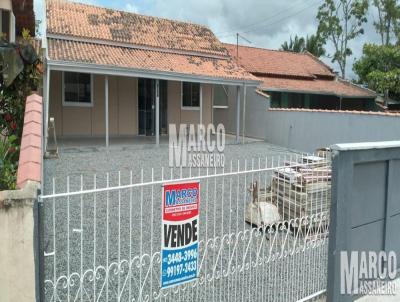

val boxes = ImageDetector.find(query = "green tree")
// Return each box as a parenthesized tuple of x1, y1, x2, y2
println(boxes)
(353, 43, 400, 99)
(0, 30, 41, 189)
(280, 34, 326, 57)
(280, 35, 305, 53)
(317, 0, 369, 78)
(373, 0, 400, 45)
(305, 34, 326, 57)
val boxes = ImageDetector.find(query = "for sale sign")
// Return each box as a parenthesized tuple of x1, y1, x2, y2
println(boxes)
(161, 181, 200, 288)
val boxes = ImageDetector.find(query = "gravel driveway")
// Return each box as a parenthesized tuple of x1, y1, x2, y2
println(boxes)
(41, 139, 328, 302)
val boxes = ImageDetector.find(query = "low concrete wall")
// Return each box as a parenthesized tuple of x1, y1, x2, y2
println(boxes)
(0, 94, 42, 302)
(264, 109, 400, 152)
(214, 89, 400, 152)
(0, 181, 39, 302)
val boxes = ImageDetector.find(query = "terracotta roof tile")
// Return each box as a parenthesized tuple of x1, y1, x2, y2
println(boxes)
(46, 1, 258, 83)
(17, 94, 42, 189)
(224, 43, 376, 98)
(224, 43, 334, 78)
(48, 38, 258, 82)
(47, 0, 228, 57)
(259, 76, 376, 98)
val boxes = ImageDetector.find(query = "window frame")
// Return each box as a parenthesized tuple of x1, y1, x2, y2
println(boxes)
(62, 71, 94, 107)
(181, 82, 201, 110)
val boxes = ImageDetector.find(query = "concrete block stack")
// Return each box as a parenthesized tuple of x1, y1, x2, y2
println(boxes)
(271, 156, 331, 225)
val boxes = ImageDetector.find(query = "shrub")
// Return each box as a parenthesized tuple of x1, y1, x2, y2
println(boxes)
(0, 30, 41, 190)
(0, 135, 19, 190)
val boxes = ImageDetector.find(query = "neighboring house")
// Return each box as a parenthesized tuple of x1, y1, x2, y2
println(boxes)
(11, 0, 35, 37)
(224, 44, 377, 111)
(43, 0, 259, 146)
(0, 0, 36, 42)
(0, 0, 16, 42)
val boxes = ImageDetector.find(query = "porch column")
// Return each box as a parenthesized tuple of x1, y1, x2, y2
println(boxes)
(105, 75, 109, 148)
(44, 66, 50, 151)
(236, 85, 241, 143)
(156, 79, 160, 145)
(199, 84, 203, 126)
(242, 84, 247, 144)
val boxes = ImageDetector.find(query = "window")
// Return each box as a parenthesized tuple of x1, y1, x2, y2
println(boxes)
(269, 91, 282, 108)
(213, 85, 228, 108)
(0, 9, 11, 42)
(288, 93, 305, 108)
(182, 82, 200, 108)
(63, 72, 93, 106)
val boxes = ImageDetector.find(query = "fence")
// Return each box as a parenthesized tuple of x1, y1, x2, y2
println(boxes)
(39, 154, 331, 302)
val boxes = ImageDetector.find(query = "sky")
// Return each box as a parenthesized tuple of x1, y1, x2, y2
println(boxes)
(34, 0, 383, 79)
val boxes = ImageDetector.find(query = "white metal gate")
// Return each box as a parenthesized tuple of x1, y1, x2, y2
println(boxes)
(39, 154, 330, 302)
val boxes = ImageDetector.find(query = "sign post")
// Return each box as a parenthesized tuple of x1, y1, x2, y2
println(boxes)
(161, 181, 200, 288)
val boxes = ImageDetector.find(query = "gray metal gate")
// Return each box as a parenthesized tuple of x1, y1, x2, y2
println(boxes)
(39, 154, 330, 301)
(328, 141, 400, 302)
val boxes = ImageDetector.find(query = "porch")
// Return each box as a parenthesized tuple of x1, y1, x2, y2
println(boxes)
(45, 69, 250, 149)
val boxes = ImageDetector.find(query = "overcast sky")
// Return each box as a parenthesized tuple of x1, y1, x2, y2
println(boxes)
(34, 0, 383, 79)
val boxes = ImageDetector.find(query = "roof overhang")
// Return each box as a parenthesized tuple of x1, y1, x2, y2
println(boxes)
(47, 60, 261, 87)
(260, 86, 376, 99)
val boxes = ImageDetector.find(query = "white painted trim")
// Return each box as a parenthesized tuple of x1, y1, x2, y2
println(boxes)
(181, 107, 200, 111)
(42, 0, 48, 52)
(44, 65, 50, 156)
(199, 84, 203, 125)
(236, 86, 240, 143)
(156, 79, 160, 145)
(10, 12, 15, 43)
(48, 60, 261, 86)
(105, 75, 109, 148)
(242, 84, 246, 144)
(331, 141, 400, 151)
(62, 71, 94, 107)
(211, 85, 214, 125)
(181, 81, 201, 110)
(47, 34, 228, 60)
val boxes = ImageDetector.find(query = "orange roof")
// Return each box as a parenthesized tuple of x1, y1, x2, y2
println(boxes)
(224, 44, 333, 79)
(259, 77, 376, 98)
(224, 43, 375, 98)
(46, 1, 258, 84)
(47, 0, 227, 57)
(47, 39, 257, 82)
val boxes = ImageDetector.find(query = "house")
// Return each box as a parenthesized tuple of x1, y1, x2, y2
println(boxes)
(42, 0, 259, 147)
(0, 0, 35, 42)
(11, 0, 35, 37)
(0, 0, 16, 42)
(223, 44, 377, 111)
